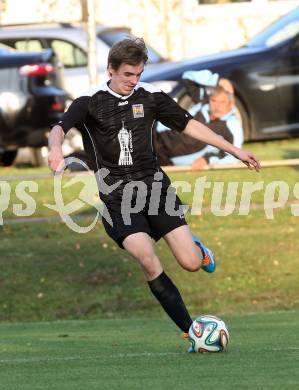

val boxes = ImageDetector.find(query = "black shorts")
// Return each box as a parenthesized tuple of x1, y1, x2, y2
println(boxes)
(99, 169, 187, 248)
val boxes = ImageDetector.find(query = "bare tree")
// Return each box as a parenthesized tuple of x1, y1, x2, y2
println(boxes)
(80, 0, 88, 22)
(0, 0, 7, 26)
(146, 0, 182, 59)
(80, 0, 98, 87)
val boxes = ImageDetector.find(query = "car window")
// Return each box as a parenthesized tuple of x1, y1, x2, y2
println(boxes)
(266, 21, 299, 47)
(50, 39, 87, 68)
(14, 39, 43, 52)
(247, 8, 299, 48)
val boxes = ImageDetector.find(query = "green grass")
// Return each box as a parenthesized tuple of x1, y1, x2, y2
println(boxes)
(0, 311, 298, 390)
(244, 138, 299, 161)
(1, 206, 298, 322)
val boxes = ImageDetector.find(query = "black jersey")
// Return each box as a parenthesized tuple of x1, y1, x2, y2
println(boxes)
(58, 81, 192, 175)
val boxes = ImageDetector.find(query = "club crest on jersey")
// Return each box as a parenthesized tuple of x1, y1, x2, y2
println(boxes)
(132, 104, 144, 118)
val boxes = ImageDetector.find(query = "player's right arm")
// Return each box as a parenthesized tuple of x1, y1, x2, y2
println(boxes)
(48, 124, 65, 172)
(48, 96, 91, 172)
(154, 90, 260, 172)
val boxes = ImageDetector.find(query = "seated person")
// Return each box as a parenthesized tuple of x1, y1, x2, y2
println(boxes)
(154, 70, 244, 169)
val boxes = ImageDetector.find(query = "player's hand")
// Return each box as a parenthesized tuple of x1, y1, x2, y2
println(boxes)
(233, 148, 261, 172)
(48, 147, 65, 172)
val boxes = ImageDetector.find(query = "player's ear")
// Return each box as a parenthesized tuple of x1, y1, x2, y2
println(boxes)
(107, 63, 114, 79)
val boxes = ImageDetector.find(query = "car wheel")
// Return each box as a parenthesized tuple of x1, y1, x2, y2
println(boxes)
(0, 150, 18, 166)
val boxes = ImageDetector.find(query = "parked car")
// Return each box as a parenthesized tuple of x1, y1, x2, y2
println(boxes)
(0, 44, 67, 165)
(141, 7, 299, 141)
(0, 23, 166, 99)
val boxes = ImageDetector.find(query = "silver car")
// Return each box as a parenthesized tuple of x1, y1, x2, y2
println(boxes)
(0, 23, 165, 98)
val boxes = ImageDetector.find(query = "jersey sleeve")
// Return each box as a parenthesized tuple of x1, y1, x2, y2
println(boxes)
(57, 96, 91, 134)
(153, 91, 193, 132)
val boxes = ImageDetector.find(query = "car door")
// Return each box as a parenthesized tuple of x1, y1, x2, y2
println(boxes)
(274, 34, 299, 136)
(226, 51, 282, 139)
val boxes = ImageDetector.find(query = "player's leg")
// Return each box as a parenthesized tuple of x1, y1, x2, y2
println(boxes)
(122, 232, 192, 333)
(164, 225, 216, 273)
(123, 231, 162, 280)
(149, 171, 216, 273)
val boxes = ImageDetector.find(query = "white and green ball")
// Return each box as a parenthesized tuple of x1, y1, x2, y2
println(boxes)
(188, 315, 229, 353)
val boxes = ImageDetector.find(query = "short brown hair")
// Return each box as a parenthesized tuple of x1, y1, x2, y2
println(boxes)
(108, 38, 148, 70)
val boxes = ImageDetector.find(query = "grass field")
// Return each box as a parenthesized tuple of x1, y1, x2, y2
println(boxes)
(1, 207, 298, 321)
(0, 311, 298, 390)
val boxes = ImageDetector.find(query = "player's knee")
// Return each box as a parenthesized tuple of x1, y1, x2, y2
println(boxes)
(138, 252, 161, 279)
(185, 261, 201, 272)
(181, 255, 201, 272)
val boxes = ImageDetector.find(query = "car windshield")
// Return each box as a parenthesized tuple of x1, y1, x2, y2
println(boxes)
(246, 7, 299, 48)
(98, 30, 165, 63)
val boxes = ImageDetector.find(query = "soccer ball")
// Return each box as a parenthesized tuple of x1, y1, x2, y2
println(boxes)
(188, 315, 229, 353)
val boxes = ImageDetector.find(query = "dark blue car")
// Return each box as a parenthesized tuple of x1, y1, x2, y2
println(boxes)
(142, 7, 299, 141)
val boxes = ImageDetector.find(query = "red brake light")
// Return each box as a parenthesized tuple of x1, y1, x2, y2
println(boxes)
(19, 63, 54, 76)
(51, 102, 65, 112)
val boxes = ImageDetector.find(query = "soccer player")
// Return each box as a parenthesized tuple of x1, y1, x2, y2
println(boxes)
(48, 38, 260, 349)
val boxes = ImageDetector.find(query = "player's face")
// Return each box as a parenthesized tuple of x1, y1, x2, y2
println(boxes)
(108, 62, 144, 96)
(209, 92, 233, 120)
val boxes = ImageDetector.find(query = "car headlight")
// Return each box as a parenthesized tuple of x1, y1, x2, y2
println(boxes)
(0, 92, 26, 112)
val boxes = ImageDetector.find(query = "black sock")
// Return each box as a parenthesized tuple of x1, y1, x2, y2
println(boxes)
(148, 271, 192, 333)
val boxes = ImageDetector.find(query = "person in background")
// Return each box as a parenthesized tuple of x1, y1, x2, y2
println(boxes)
(154, 70, 244, 169)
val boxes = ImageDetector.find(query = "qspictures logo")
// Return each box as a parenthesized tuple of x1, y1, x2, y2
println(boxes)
(46, 157, 103, 233)
(1, 157, 299, 233)
(0, 157, 103, 233)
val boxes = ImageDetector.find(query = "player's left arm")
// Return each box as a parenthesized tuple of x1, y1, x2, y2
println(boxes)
(183, 119, 261, 172)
